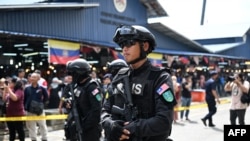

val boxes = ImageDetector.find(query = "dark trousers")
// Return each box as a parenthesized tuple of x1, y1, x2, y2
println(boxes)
(203, 100, 217, 125)
(82, 126, 102, 141)
(230, 109, 246, 125)
(180, 97, 192, 119)
(7, 121, 25, 141)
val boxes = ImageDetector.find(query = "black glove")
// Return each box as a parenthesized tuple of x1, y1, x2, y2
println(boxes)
(102, 118, 125, 141)
(123, 121, 136, 135)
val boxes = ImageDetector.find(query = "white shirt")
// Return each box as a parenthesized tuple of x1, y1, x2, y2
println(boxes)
(230, 80, 249, 110)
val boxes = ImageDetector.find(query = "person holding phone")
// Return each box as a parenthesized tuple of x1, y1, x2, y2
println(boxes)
(3, 77, 25, 141)
(224, 73, 249, 125)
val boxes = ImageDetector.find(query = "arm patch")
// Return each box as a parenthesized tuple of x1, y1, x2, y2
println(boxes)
(157, 83, 169, 95)
(162, 90, 174, 102)
(156, 83, 174, 102)
(91, 88, 102, 102)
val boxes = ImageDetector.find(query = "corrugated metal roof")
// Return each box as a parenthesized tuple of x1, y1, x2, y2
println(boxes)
(203, 42, 245, 53)
(0, 2, 99, 10)
(0, 30, 116, 48)
(140, 0, 168, 18)
(0, 30, 80, 43)
(154, 48, 246, 59)
(148, 22, 210, 52)
(171, 23, 250, 40)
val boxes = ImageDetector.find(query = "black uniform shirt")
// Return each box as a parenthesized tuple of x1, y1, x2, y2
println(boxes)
(103, 60, 176, 141)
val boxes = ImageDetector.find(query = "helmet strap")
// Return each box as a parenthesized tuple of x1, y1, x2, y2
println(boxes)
(128, 42, 147, 64)
(72, 73, 90, 84)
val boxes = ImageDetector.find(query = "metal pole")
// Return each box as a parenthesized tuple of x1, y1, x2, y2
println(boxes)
(200, 0, 207, 25)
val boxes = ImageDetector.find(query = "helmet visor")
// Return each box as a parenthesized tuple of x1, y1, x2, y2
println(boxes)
(115, 25, 137, 36)
(113, 25, 139, 44)
(119, 39, 137, 48)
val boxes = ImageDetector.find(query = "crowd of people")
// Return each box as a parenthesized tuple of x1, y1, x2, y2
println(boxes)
(0, 25, 249, 141)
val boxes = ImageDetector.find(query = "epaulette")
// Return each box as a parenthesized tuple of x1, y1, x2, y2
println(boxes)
(117, 67, 130, 75)
(151, 66, 172, 74)
(89, 79, 100, 87)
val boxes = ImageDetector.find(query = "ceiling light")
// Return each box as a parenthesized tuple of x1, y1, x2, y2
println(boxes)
(24, 60, 32, 63)
(14, 43, 28, 47)
(39, 52, 48, 55)
(3, 53, 17, 56)
(23, 52, 39, 57)
(24, 48, 34, 51)
(10, 59, 13, 65)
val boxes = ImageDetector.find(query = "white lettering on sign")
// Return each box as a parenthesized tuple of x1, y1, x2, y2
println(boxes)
(228, 129, 247, 136)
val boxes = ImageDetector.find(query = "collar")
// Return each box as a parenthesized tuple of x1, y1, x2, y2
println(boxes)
(130, 60, 151, 76)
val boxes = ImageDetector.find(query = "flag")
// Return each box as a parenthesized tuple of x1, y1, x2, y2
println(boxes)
(48, 39, 80, 65)
(157, 83, 169, 95)
(148, 53, 163, 66)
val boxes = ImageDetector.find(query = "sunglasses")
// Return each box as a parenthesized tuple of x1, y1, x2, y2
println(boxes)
(119, 40, 137, 49)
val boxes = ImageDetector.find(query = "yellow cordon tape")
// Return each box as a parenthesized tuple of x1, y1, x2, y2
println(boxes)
(174, 99, 231, 111)
(0, 114, 68, 121)
(0, 99, 231, 121)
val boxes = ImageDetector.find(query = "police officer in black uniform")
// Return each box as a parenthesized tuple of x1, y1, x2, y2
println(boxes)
(201, 70, 220, 127)
(101, 25, 176, 141)
(103, 59, 128, 100)
(65, 58, 102, 141)
(107, 59, 128, 77)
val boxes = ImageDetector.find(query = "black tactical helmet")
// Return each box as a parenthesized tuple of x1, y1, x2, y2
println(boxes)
(66, 58, 91, 83)
(107, 59, 128, 71)
(113, 25, 156, 53)
(107, 59, 128, 76)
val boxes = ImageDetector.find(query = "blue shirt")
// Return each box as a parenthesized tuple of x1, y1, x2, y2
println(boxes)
(24, 85, 49, 110)
(205, 78, 217, 100)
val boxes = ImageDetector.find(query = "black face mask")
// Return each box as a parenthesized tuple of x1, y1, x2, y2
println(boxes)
(70, 73, 89, 84)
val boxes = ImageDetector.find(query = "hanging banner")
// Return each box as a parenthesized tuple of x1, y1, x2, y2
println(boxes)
(179, 56, 190, 65)
(193, 56, 199, 65)
(166, 55, 174, 67)
(48, 39, 80, 65)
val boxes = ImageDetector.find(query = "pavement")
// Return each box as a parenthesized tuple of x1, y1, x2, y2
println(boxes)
(0, 96, 233, 141)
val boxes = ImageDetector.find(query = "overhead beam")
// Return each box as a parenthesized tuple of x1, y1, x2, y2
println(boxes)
(0, 2, 99, 10)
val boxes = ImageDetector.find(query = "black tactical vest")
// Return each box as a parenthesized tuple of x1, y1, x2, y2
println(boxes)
(111, 64, 170, 120)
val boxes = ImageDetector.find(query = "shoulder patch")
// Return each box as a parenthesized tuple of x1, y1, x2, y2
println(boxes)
(89, 79, 100, 86)
(95, 94, 102, 102)
(91, 88, 102, 101)
(92, 88, 99, 96)
(162, 90, 174, 102)
(157, 83, 169, 95)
